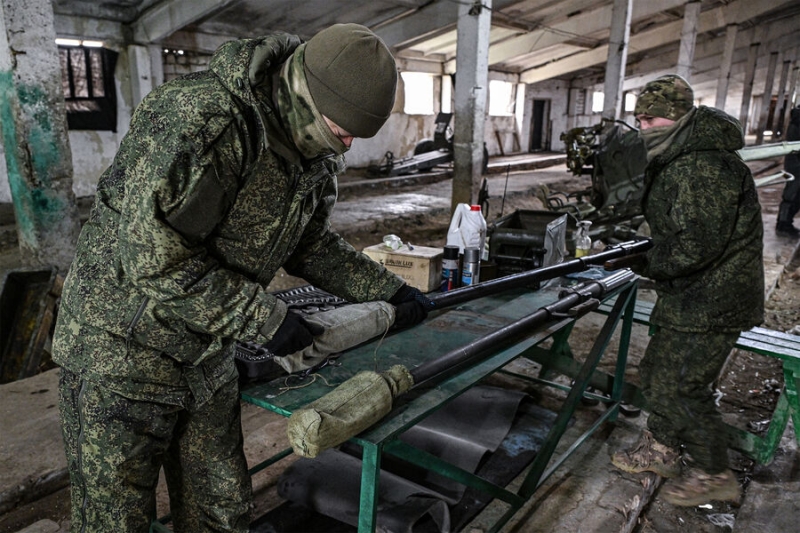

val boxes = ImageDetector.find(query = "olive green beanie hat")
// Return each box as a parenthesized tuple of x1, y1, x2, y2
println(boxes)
(634, 74, 695, 121)
(304, 23, 397, 138)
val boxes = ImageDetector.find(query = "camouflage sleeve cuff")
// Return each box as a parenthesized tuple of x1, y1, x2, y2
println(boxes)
(257, 298, 289, 342)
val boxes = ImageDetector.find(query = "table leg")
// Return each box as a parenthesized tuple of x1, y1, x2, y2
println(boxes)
(358, 442, 382, 533)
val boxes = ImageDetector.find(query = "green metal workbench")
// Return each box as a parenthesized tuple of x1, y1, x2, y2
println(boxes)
(240, 276, 639, 533)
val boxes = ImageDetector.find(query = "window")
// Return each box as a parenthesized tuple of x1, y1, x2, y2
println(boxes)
(591, 91, 604, 113)
(401, 72, 434, 115)
(489, 80, 514, 116)
(58, 43, 118, 131)
(624, 92, 636, 113)
(441, 75, 453, 114)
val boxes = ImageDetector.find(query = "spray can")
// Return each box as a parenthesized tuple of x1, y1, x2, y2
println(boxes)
(441, 245, 460, 291)
(574, 220, 592, 258)
(461, 247, 481, 286)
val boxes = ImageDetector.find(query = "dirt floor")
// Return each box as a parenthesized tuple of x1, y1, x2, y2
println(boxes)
(1, 161, 798, 532)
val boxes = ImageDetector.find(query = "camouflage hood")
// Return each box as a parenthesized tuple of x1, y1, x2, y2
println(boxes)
(208, 34, 347, 163)
(655, 105, 745, 165)
(208, 33, 301, 110)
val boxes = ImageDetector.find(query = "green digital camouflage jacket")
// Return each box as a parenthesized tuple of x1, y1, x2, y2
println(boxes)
(52, 33, 403, 404)
(640, 105, 764, 332)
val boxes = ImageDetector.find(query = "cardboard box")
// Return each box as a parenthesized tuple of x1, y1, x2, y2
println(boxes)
(362, 244, 443, 293)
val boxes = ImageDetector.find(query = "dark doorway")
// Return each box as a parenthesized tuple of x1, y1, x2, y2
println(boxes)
(529, 99, 550, 151)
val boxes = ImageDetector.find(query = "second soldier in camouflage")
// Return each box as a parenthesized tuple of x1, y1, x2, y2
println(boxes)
(610, 74, 764, 507)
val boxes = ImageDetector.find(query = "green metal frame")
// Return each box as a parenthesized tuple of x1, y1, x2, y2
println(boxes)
(238, 278, 639, 532)
(723, 330, 800, 464)
(593, 299, 800, 464)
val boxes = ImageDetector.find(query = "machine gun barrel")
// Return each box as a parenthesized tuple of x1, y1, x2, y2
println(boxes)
(428, 238, 651, 308)
(412, 269, 635, 385)
(286, 269, 637, 457)
(737, 141, 800, 161)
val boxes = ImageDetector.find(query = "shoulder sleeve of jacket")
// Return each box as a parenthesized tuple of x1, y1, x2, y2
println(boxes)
(643, 151, 741, 280)
(163, 123, 243, 243)
(117, 88, 281, 344)
(283, 166, 405, 302)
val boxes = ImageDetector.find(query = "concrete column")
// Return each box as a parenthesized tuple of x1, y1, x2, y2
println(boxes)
(783, 61, 799, 132)
(0, 0, 79, 270)
(149, 44, 164, 88)
(128, 44, 164, 109)
(739, 41, 761, 136)
(452, 0, 491, 210)
(715, 24, 738, 111)
(601, 0, 631, 121)
(755, 51, 779, 145)
(675, 0, 701, 82)
(773, 55, 792, 140)
(776, 48, 798, 139)
(566, 86, 582, 131)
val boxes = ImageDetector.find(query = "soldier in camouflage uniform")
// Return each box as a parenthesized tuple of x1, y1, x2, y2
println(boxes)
(52, 23, 430, 532)
(611, 75, 764, 506)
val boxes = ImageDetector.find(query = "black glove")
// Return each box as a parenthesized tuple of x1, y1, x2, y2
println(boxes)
(389, 284, 435, 330)
(389, 284, 435, 308)
(263, 311, 324, 358)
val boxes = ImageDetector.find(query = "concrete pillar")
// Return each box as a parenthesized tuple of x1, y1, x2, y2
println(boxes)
(128, 44, 164, 109)
(739, 40, 761, 136)
(0, 0, 79, 270)
(675, 0, 701, 82)
(601, 0, 631, 121)
(715, 24, 738, 111)
(773, 55, 792, 139)
(755, 51, 779, 145)
(566, 87, 583, 131)
(782, 60, 799, 132)
(452, 0, 491, 210)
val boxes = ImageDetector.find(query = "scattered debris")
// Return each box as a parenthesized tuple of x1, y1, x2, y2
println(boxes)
(615, 494, 640, 520)
(747, 419, 771, 432)
(713, 388, 724, 407)
(707, 512, 735, 528)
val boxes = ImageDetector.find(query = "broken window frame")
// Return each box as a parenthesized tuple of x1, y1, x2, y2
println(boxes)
(59, 44, 119, 132)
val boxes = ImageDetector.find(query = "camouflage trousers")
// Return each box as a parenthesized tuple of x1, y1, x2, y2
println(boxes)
(58, 369, 251, 533)
(639, 327, 739, 474)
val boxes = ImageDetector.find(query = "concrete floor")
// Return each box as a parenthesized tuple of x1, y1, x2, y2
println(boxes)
(1, 153, 799, 532)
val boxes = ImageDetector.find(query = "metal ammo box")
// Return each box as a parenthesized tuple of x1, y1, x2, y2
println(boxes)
(487, 210, 568, 278)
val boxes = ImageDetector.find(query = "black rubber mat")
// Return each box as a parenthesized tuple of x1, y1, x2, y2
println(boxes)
(249, 397, 562, 533)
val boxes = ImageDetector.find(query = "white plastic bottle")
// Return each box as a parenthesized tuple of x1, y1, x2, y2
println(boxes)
(574, 220, 592, 258)
(446, 204, 487, 258)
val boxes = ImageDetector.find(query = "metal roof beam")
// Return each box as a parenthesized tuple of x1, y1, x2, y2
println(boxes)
(131, 0, 237, 44)
(488, 0, 687, 66)
(520, 0, 797, 84)
(376, 0, 520, 49)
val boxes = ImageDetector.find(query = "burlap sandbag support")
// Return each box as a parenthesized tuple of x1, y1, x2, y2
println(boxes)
(287, 364, 414, 458)
(273, 301, 395, 374)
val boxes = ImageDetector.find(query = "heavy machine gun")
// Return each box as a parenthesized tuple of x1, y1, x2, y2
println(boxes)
(543, 118, 800, 245)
